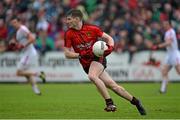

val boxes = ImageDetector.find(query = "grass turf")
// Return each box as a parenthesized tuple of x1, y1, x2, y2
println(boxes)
(0, 82, 180, 119)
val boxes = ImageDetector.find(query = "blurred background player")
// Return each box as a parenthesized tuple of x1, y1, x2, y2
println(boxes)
(64, 9, 146, 115)
(152, 20, 180, 93)
(9, 16, 46, 95)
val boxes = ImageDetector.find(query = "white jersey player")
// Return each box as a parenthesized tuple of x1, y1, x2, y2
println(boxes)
(16, 25, 38, 71)
(153, 20, 180, 93)
(10, 16, 46, 95)
(164, 28, 180, 64)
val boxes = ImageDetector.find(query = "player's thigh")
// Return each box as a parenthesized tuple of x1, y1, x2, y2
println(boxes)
(99, 70, 117, 88)
(174, 53, 180, 74)
(89, 61, 104, 77)
(17, 55, 31, 71)
(17, 54, 38, 71)
(175, 64, 180, 74)
(161, 64, 172, 75)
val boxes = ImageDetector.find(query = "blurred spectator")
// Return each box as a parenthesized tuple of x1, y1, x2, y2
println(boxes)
(33, 0, 46, 11)
(144, 39, 153, 50)
(36, 7, 49, 32)
(54, 31, 65, 51)
(0, 0, 179, 56)
(0, 41, 6, 52)
(129, 33, 146, 52)
(35, 30, 54, 55)
(114, 38, 128, 53)
(0, 18, 8, 41)
(76, 4, 89, 21)
(85, 0, 97, 14)
(129, 32, 146, 63)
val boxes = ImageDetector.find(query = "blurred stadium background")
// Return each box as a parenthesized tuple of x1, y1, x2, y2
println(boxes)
(0, 0, 180, 119)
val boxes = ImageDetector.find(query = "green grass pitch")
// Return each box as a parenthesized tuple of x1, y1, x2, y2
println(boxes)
(0, 82, 180, 119)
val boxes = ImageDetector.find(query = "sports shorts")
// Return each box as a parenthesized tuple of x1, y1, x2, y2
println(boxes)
(164, 51, 180, 66)
(82, 56, 107, 74)
(17, 52, 38, 71)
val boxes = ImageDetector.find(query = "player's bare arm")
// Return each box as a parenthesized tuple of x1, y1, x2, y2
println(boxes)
(24, 33, 35, 48)
(158, 38, 172, 49)
(16, 32, 35, 50)
(101, 32, 115, 56)
(152, 38, 172, 50)
(102, 32, 114, 46)
(64, 47, 79, 59)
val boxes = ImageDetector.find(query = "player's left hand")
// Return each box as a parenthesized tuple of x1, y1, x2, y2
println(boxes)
(15, 43, 25, 51)
(104, 44, 114, 56)
(151, 45, 159, 50)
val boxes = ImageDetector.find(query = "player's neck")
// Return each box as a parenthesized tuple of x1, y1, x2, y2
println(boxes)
(16, 24, 22, 30)
(166, 26, 172, 31)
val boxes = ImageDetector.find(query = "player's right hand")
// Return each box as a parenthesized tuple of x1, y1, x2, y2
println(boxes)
(151, 45, 159, 50)
(7, 42, 17, 51)
(15, 44, 25, 50)
(104, 44, 114, 56)
(7, 42, 24, 51)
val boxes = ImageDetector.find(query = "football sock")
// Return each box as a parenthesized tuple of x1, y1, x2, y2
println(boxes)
(130, 97, 139, 105)
(160, 79, 167, 93)
(105, 98, 114, 105)
(32, 85, 41, 94)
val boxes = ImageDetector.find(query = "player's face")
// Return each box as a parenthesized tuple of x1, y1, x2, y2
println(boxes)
(10, 19, 19, 29)
(66, 16, 78, 29)
(162, 21, 169, 31)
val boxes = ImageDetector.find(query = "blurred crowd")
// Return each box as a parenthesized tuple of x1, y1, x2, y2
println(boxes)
(0, 0, 180, 56)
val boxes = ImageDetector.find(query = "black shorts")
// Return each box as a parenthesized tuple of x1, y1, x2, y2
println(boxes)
(83, 56, 107, 74)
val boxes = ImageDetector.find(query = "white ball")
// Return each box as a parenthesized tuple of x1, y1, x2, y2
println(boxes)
(92, 41, 108, 57)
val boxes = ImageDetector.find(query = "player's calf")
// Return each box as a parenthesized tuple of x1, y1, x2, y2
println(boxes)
(175, 64, 180, 75)
(32, 85, 41, 95)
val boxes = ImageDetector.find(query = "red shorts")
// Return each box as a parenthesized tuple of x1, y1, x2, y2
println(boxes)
(80, 56, 107, 74)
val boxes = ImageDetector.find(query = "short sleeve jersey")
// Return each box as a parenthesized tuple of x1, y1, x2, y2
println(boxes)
(16, 25, 36, 53)
(64, 24, 103, 67)
(16, 25, 30, 45)
(164, 28, 179, 53)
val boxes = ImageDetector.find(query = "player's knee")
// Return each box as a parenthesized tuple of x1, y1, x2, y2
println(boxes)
(175, 65, 180, 75)
(107, 82, 116, 89)
(16, 70, 24, 76)
(111, 85, 118, 91)
(177, 70, 180, 75)
(162, 72, 168, 76)
(16, 71, 21, 76)
(161, 69, 168, 76)
(115, 86, 125, 92)
(88, 73, 98, 82)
